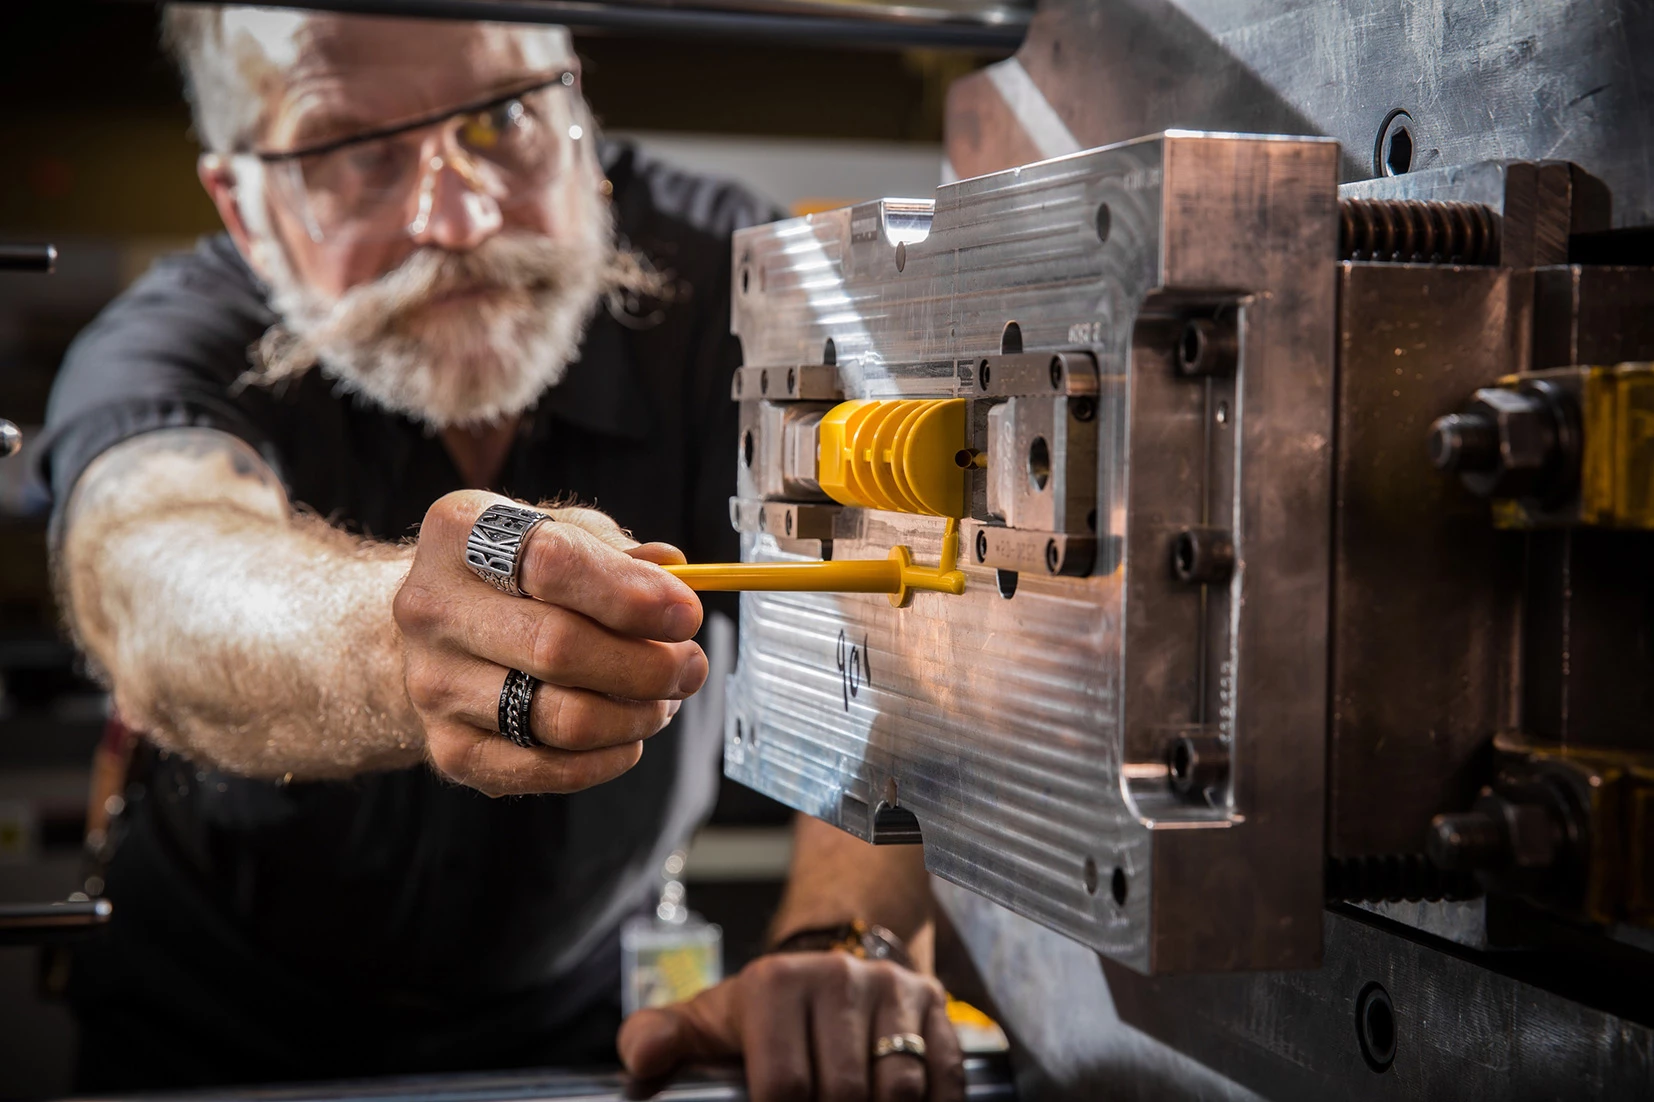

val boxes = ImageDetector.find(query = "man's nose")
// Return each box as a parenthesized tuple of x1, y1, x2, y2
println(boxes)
(409, 155, 503, 251)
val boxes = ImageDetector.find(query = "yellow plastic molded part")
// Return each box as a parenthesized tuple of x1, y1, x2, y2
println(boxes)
(818, 398, 969, 518)
(660, 397, 970, 604)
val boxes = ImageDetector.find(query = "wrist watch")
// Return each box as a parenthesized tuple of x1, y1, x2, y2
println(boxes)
(768, 919, 915, 971)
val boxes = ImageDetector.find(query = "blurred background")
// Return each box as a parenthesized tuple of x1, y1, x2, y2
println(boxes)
(0, 2, 995, 1094)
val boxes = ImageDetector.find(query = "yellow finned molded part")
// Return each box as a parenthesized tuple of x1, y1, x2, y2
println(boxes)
(817, 398, 968, 518)
(661, 397, 971, 604)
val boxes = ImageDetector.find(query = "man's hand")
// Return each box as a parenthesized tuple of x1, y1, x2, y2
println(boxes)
(395, 490, 709, 796)
(618, 952, 965, 1102)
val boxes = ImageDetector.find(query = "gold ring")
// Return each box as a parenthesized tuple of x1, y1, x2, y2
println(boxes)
(873, 1033, 927, 1060)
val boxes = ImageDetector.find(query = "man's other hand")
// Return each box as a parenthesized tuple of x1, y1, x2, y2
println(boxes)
(618, 952, 966, 1102)
(395, 490, 708, 796)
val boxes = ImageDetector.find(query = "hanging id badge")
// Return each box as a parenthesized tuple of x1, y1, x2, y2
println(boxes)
(621, 849, 724, 1016)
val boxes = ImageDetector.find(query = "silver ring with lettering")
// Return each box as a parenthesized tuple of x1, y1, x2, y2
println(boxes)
(465, 503, 552, 598)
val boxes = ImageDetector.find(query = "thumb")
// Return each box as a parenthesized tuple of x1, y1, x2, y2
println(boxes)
(618, 982, 740, 1080)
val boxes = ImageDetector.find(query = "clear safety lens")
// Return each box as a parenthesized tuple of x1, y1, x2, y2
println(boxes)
(274, 83, 582, 244)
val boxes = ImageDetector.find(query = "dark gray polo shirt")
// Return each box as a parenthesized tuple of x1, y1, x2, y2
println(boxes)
(34, 143, 774, 1088)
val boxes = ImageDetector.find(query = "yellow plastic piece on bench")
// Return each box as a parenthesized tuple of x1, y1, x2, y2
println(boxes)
(817, 398, 969, 518)
(664, 518, 966, 607)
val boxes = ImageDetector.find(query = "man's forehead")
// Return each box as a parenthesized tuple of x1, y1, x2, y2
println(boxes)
(225, 12, 572, 143)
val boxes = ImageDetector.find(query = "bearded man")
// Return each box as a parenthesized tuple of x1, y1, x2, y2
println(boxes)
(35, 6, 961, 1099)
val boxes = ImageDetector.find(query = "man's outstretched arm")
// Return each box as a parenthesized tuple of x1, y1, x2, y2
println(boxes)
(58, 426, 708, 789)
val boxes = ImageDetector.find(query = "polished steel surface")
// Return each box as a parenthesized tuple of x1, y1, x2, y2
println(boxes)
(945, 0, 1654, 227)
(724, 132, 1338, 973)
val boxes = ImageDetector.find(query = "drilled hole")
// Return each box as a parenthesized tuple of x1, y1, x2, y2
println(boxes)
(1173, 531, 1197, 578)
(1111, 866, 1128, 906)
(1171, 741, 1193, 785)
(742, 430, 754, 468)
(823, 337, 837, 366)
(1384, 126, 1414, 176)
(741, 267, 750, 293)
(1083, 857, 1099, 895)
(1095, 202, 1111, 243)
(1357, 983, 1397, 1072)
(996, 569, 1018, 599)
(1180, 322, 1205, 372)
(1028, 436, 1051, 491)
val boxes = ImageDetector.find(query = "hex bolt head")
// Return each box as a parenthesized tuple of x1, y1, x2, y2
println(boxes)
(1436, 383, 1579, 505)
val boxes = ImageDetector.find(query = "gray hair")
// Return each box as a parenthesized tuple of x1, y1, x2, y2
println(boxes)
(161, 4, 575, 152)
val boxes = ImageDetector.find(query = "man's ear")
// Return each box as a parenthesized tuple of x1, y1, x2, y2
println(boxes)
(198, 153, 261, 267)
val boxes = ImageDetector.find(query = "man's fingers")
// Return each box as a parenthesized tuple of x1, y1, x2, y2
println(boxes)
(422, 491, 700, 642)
(868, 964, 932, 1102)
(922, 996, 966, 1102)
(519, 520, 702, 641)
(403, 589, 707, 701)
(806, 954, 872, 1102)
(739, 956, 814, 1102)
(418, 657, 681, 751)
(425, 721, 643, 796)
(619, 980, 741, 1080)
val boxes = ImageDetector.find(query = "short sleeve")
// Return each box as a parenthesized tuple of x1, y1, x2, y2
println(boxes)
(32, 236, 281, 540)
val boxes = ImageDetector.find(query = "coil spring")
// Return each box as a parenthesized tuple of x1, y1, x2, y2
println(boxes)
(1325, 853, 1481, 904)
(1339, 198, 1499, 265)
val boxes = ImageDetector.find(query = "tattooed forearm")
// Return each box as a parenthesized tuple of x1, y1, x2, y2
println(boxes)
(59, 428, 424, 779)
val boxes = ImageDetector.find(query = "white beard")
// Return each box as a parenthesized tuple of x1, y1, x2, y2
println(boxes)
(250, 200, 620, 429)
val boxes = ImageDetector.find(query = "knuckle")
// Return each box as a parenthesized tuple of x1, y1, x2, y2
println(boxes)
(391, 580, 440, 636)
(519, 521, 570, 589)
(528, 612, 575, 676)
(865, 960, 905, 999)
(814, 950, 857, 990)
(427, 491, 478, 535)
(426, 730, 470, 779)
(402, 658, 448, 713)
(748, 953, 801, 990)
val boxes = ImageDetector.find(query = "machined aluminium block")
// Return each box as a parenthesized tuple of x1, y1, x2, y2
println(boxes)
(724, 133, 1339, 973)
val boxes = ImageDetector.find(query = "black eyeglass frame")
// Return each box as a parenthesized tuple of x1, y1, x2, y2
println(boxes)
(250, 70, 579, 163)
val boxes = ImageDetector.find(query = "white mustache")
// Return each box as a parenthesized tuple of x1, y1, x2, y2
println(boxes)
(307, 233, 590, 348)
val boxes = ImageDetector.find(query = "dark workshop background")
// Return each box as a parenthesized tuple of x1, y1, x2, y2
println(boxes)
(0, 4, 983, 1096)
